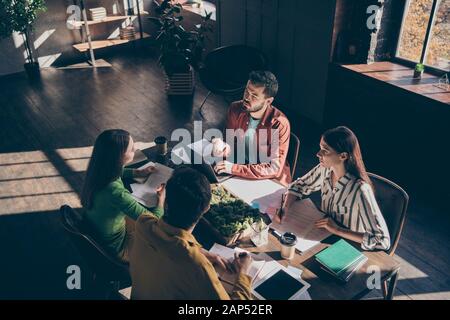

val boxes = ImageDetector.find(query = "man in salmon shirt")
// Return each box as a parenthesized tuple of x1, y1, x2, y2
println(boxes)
(214, 71, 292, 186)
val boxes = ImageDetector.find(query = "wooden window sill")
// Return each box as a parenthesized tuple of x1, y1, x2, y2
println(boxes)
(340, 62, 449, 105)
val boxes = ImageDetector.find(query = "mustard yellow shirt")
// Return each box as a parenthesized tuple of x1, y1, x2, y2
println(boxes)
(130, 214, 252, 300)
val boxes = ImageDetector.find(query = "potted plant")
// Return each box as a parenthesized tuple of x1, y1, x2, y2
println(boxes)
(149, 0, 213, 95)
(204, 185, 262, 246)
(413, 63, 425, 79)
(0, 0, 47, 77)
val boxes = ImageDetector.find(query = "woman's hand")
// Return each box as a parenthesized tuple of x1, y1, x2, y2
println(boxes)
(134, 165, 156, 178)
(156, 183, 166, 208)
(315, 217, 339, 234)
(273, 193, 297, 223)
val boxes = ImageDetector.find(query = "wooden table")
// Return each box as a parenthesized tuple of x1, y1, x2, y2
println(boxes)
(141, 143, 401, 300)
(237, 234, 400, 300)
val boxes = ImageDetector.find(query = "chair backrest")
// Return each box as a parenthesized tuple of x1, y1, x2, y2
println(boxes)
(368, 173, 409, 255)
(202, 45, 267, 94)
(60, 205, 130, 282)
(287, 132, 300, 179)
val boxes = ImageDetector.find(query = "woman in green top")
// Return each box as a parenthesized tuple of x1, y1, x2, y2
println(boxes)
(81, 129, 165, 262)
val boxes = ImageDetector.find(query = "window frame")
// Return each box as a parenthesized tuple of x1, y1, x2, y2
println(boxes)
(394, 0, 448, 75)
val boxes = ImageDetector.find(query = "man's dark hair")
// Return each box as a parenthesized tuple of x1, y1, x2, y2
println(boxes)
(249, 70, 279, 98)
(164, 166, 212, 230)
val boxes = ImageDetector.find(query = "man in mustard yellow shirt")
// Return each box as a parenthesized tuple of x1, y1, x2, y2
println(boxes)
(130, 167, 253, 299)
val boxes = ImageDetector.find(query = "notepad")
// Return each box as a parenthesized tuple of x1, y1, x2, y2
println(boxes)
(315, 239, 367, 282)
(130, 162, 173, 208)
(270, 199, 332, 253)
(209, 243, 266, 284)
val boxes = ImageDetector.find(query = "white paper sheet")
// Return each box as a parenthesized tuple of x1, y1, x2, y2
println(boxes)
(221, 178, 286, 213)
(130, 162, 173, 208)
(270, 199, 331, 253)
(209, 243, 266, 284)
(188, 138, 213, 157)
(171, 138, 215, 164)
(213, 246, 312, 300)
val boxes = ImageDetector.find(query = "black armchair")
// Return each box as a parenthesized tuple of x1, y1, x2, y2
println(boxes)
(60, 205, 131, 299)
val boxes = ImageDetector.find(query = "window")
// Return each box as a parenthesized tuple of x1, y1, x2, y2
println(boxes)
(396, 0, 449, 72)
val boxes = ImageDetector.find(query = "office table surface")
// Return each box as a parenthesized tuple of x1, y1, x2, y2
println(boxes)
(139, 143, 400, 300)
(237, 234, 400, 300)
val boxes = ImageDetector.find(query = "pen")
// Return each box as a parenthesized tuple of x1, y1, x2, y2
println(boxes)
(278, 193, 286, 222)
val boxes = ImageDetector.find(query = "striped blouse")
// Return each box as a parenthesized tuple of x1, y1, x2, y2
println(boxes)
(287, 164, 391, 251)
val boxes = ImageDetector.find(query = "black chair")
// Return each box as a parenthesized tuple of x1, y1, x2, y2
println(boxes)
(198, 45, 267, 119)
(60, 205, 131, 299)
(287, 132, 300, 179)
(367, 173, 409, 299)
(368, 173, 409, 256)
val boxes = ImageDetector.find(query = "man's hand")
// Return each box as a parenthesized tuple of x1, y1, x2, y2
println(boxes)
(232, 252, 253, 276)
(211, 138, 231, 158)
(315, 217, 339, 234)
(134, 165, 156, 178)
(203, 250, 234, 273)
(215, 161, 233, 174)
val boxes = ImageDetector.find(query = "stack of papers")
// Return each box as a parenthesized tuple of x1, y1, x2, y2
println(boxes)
(130, 162, 173, 208)
(120, 26, 136, 40)
(89, 7, 107, 21)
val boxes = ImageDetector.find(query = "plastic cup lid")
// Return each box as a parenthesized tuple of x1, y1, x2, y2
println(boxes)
(280, 232, 297, 246)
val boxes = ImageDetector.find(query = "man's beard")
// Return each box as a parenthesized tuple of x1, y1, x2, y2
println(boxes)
(245, 102, 265, 113)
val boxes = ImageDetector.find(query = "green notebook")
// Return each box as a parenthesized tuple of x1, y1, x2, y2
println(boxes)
(315, 239, 365, 276)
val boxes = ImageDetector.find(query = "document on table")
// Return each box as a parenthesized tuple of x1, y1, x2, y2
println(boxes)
(270, 198, 331, 253)
(188, 138, 213, 157)
(171, 138, 214, 164)
(213, 247, 312, 300)
(130, 162, 173, 208)
(209, 243, 266, 284)
(220, 178, 286, 214)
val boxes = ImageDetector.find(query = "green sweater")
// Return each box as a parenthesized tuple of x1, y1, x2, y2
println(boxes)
(84, 168, 164, 256)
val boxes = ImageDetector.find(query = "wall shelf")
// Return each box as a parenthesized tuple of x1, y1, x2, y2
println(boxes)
(70, 13, 148, 27)
(74, 0, 146, 66)
(73, 33, 150, 52)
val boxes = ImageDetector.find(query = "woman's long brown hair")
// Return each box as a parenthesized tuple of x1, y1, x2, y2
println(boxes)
(322, 126, 373, 189)
(81, 129, 130, 209)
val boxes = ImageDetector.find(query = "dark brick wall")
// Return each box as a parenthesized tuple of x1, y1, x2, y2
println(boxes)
(373, 0, 405, 61)
(331, 0, 405, 64)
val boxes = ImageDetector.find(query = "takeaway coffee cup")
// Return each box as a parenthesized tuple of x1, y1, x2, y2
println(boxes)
(280, 232, 297, 260)
(154, 136, 168, 155)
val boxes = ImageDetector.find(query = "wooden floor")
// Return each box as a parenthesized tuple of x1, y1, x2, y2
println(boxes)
(0, 48, 449, 299)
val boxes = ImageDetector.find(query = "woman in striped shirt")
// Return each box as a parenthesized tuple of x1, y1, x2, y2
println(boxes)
(281, 126, 390, 251)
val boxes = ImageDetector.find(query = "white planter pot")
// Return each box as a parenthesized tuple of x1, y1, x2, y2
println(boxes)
(164, 65, 195, 96)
